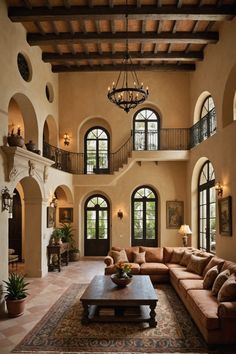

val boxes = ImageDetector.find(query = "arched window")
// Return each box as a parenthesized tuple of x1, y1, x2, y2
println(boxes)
(84, 127, 109, 174)
(84, 194, 110, 256)
(190, 95, 217, 148)
(199, 96, 216, 141)
(133, 108, 160, 150)
(131, 186, 158, 247)
(198, 161, 216, 253)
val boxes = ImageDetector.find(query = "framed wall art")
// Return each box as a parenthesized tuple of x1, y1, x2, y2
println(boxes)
(166, 201, 184, 229)
(218, 196, 232, 236)
(47, 206, 55, 228)
(59, 207, 73, 223)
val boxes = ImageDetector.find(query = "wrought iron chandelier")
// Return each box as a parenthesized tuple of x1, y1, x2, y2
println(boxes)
(107, 9, 149, 113)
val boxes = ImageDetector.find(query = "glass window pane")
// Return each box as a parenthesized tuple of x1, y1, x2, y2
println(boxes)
(87, 228, 96, 239)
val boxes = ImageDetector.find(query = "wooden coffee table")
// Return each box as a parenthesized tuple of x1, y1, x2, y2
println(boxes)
(80, 275, 158, 327)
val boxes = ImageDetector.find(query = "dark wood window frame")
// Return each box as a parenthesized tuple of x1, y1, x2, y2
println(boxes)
(133, 108, 160, 151)
(84, 194, 110, 256)
(84, 126, 110, 174)
(198, 160, 216, 253)
(131, 185, 158, 247)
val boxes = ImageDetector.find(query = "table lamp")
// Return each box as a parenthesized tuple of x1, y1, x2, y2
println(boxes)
(178, 224, 192, 247)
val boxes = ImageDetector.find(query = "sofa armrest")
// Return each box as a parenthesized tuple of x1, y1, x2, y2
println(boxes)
(218, 302, 236, 318)
(104, 255, 114, 267)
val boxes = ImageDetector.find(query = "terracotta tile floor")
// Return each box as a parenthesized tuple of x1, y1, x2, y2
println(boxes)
(0, 258, 104, 354)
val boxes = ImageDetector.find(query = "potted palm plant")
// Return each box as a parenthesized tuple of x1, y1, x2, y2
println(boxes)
(3, 273, 29, 317)
(60, 223, 80, 261)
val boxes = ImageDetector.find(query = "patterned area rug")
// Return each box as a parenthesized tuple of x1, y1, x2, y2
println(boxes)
(13, 283, 225, 353)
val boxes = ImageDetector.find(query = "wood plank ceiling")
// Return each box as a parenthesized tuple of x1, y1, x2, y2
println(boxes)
(7, 0, 236, 72)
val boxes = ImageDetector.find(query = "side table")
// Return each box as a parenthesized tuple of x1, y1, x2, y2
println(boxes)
(47, 243, 69, 272)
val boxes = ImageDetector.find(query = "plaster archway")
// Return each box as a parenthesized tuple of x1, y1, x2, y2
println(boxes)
(18, 177, 43, 277)
(193, 91, 211, 125)
(43, 115, 58, 147)
(222, 63, 236, 127)
(8, 93, 38, 147)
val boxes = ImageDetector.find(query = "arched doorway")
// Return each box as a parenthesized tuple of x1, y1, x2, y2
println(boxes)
(84, 194, 110, 256)
(9, 189, 22, 261)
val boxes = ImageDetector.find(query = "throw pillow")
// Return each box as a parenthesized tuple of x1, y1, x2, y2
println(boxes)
(202, 257, 224, 277)
(203, 265, 219, 289)
(133, 251, 146, 264)
(217, 274, 236, 302)
(212, 269, 231, 296)
(180, 250, 193, 266)
(170, 249, 184, 264)
(111, 249, 129, 264)
(186, 254, 211, 275)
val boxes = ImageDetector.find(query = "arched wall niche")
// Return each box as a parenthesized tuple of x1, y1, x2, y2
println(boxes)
(193, 91, 211, 125)
(8, 93, 38, 147)
(43, 115, 58, 147)
(222, 63, 236, 127)
(191, 156, 210, 249)
(78, 117, 112, 152)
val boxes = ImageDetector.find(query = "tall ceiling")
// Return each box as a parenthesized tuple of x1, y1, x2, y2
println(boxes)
(7, 0, 236, 73)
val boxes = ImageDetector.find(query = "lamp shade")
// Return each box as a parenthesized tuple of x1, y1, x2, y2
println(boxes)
(178, 224, 192, 235)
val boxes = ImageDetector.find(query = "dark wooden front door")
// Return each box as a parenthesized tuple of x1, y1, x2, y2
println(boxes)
(84, 195, 110, 256)
(9, 189, 22, 261)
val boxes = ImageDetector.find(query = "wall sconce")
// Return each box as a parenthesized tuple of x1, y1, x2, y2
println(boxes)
(63, 133, 70, 146)
(117, 209, 123, 219)
(1, 186, 14, 218)
(215, 182, 223, 198)
(178, 224, 192, 247)
(50, 195, 58, 208)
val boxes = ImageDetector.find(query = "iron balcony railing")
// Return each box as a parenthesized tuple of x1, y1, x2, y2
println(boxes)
(43, 127, 193, 175)
(189, 108, 216, 148)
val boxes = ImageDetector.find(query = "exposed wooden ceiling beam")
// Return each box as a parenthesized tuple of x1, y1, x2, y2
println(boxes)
(52, 63, 195, 72)
(42, 50, 203, 62)
(28, 31, 219, 45)
(8, 5, 235, 22)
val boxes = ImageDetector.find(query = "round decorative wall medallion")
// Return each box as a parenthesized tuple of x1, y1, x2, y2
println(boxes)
(45, 83, 54, 103)
(17, 53, 31, 82)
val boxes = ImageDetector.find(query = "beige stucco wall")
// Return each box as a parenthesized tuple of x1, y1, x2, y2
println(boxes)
(188, 18, 236, 261)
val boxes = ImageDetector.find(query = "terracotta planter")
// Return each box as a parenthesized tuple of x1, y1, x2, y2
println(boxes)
(5, 297, 26, 317)
(7, 135, 25, 147)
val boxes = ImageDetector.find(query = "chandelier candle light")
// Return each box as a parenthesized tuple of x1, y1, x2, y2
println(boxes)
(107, 8, 149, 113)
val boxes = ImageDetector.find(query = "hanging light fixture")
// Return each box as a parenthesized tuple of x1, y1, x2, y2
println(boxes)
(107, 4, 149, 113)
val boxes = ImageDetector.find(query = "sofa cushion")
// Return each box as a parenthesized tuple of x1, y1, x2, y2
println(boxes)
(170, 249, 184, 264)
(170, 268, 202, 283)
(217, 274, 236, 302)
(203, 265, 219, 290)
(179, 279, 204, 297)
(187, 289, 220, 330)
(221, 260, 236, 275)
(111, 249, 129, 263)
(212, 269, 230, 296)
(202, 256, 225, 277)
(133, 251, 146, 264)
(140, 262, 169, 275)
(187, 254, 211, 275)
(163, 247, 193, 263)
(180, 250, 193, 266)
(111, 246, 139, 262)
(139, 246, 163, 263)
(166, 263, 185, 269)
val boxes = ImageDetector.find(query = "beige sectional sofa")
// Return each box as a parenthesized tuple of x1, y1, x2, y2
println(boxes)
(104, 246, 236, 345)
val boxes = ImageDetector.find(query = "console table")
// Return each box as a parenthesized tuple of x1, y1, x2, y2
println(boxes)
(47, 242, 69, 272)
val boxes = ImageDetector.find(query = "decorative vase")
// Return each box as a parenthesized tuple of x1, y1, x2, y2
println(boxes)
(110, 274, 132, 287)
(25, 140, 36, 151)
(7, 135, 25, 147)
